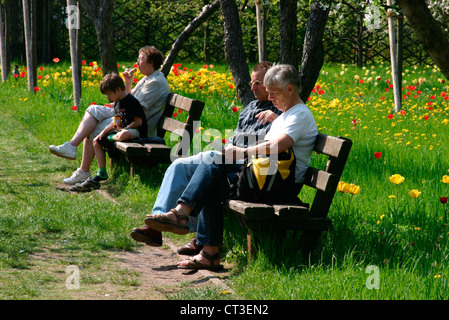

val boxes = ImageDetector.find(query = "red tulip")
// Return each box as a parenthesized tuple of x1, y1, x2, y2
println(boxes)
(374, 152, 382, 159)
(440, 197, 448, 204)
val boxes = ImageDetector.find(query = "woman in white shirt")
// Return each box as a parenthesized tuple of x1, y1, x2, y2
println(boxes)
(227, 64, 318, 185)
(146, 64, 318, 271)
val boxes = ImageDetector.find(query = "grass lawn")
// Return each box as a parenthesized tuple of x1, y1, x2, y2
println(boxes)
(1, 60, 449, 300)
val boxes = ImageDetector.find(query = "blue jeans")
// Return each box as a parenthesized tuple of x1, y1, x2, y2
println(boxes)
(151, 151, 240, 246)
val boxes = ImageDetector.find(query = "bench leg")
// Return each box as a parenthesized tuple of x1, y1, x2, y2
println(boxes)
(300, 230, 322, 258)
(247, 232, 255, 263)
(130, 163, 135, 178)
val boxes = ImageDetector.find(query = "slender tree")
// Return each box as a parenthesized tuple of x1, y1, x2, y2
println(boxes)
(387, 0, 401, 112)
(79, 0, 118, 75)
(0, 3, 7, 82)
(22, 0, 36, 91)
(3, 0, 10, 76)
(67, 0, 81, 109)
(255, 0, 268, 62)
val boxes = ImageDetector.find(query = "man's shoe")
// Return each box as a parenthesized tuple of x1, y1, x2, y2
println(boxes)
(49, 142, 77, 160)
(130, 226, 163, 247)
(69, 178, 100, 192)
(177, 235, 203, 256)
(63, 168, 91, 185)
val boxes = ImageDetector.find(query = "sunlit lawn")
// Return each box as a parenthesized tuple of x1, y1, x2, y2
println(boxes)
(2, 59, 449, 299)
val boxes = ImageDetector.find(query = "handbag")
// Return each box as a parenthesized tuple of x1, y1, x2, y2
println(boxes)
(230, 147, 307, 205)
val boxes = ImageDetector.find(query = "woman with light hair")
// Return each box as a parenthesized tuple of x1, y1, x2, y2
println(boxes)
(145, 64, 318, 270)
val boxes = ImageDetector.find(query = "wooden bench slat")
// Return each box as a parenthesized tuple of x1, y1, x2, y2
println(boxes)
(273, 204, 309, 220)
(143, 143, 171, 158)
(169, 93, 195, 112)
(115, 142, 148, 156)
(304, 167, 337, 192)
(225, 199, 275, 220)
(159, 117, 188, 136)
(314, 133, 348, 159)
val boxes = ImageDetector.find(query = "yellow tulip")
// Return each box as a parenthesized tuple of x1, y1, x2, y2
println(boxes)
(337, 181, 349, 193)
(347, 183, 361, 195)
(389, 174, 405, 184)
(442, 175, 449, 183)
(409, 189, 421, 198)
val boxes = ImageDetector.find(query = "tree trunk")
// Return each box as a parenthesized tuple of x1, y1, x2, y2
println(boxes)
(79, 0, 117, 76)
(68, 0, 81, 108)
(387, 0, 401, 113)
(396, 0, 449, 80)
(31, 0, 36, 80)
(219, 0, 254, 107)
(3, 0, 10, 76)
(279, 0, 297, 66)
(298, 1, 332, 102)
(0, 3, 7, 81)
(22, 0, 36, 91)
(161, 0, 220, 77)
(255, 0, 267, 62)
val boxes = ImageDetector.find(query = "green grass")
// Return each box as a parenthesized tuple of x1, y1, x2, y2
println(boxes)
(2, 60, 449, 300)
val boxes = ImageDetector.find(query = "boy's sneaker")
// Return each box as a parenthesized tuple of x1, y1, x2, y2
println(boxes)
(69, 178, 100, 192)
(49, 142, 77, 160)
(63, 168, 91, 185)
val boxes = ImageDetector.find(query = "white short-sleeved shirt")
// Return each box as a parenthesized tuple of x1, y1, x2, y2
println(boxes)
(132, 70, 170, 137)
(264, 103, 318, 183)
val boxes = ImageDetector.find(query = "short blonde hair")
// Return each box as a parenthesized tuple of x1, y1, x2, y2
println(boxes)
(264, 64, 301, 93)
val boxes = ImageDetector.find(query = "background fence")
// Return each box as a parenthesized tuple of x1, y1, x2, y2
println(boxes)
(7, 0, 435, 67)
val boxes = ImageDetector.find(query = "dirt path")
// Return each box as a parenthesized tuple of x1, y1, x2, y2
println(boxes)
(112, 238, 234, 299)
(58, 187, 234, 300)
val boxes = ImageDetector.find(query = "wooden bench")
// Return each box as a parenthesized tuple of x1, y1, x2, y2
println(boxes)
(110, 92, 205, 176)
(224, 133, 353, 260)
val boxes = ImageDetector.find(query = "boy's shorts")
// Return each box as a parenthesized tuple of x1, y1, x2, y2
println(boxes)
(86, 104, 141, 141)
(86, 104, 114, 140)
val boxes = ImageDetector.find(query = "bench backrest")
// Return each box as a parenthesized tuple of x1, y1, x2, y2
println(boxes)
(303, 133, 353, 218)
(157, 92, 205, 156)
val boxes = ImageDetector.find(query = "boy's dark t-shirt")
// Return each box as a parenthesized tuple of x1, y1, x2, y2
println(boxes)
(114, 94, 148, 138)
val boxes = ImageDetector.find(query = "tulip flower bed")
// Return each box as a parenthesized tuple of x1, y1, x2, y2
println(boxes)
(3, 60, 449, 299)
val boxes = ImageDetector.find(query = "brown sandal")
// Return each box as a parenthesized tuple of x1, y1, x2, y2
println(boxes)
(144, 209, 189, 235)
(177, 235, 203, 256)
(177, 250, 223, 271)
